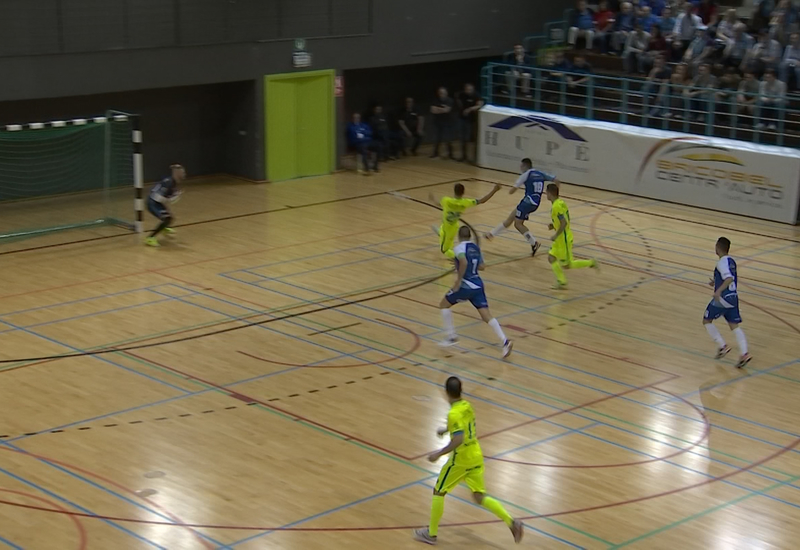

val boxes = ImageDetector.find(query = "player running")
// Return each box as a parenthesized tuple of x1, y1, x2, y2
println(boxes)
(145, 164, 185, 247)
(703, 237, 751, 368)
(414, 376, 524, 546)
(546, 183, 597, 289)
(438, 226, 512, 358)
(431, 182, 500, 259)
(485, 158, 557, 256)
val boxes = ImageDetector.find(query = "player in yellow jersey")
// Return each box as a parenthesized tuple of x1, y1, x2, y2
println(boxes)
(430, 182, 500, 259)
(414, 377, 524, 545)
(546, 183, 598, 289)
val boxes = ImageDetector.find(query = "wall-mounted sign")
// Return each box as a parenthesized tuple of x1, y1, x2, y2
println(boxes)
(334, 76, 344, 97)
(293, 38, 312, 68)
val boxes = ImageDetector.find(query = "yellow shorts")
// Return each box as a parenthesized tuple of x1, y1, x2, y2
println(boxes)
(439, 224, 458, 259)
(434, 459, 486, 495)
(549, 234, 574, 265)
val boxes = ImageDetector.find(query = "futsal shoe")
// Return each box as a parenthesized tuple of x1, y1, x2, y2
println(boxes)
(715, 345, 732, 359)
(413, 528, 437, 545)
(502, 340, 513, 358)
(531, 242, 541, 257)
(552, 281, 568, 290)
(144, 237, 160, 247)
(438, 337, 459, 348)
(590, 259, 600, 270)
(484, 232, 494, 241)
(510, 519, 525, 543)
(736, 353, 752, 368)
(164, 228, 176, 237)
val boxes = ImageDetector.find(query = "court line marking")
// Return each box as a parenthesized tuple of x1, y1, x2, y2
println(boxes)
(0, 488, 87, 550)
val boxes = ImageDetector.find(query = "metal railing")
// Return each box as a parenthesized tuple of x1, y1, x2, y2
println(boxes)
(482, 62, 798, 147)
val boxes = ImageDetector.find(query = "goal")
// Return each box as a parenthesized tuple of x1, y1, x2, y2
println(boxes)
(0, 110, 143, 242)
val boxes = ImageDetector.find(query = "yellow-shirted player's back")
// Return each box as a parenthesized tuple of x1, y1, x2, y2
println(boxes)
(447, 399, 483, 466)
(550, 198, 572, 241)
(441, 197, 477, 226)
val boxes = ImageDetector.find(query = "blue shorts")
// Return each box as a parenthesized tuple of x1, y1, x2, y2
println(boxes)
(515, 197, 540, 221)
(148, 199, 169, 220)
(446, 286, 488, 309)
(704, 298, 742, 324)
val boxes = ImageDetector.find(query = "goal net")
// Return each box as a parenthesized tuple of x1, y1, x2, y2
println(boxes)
(0, 111, 140, 242)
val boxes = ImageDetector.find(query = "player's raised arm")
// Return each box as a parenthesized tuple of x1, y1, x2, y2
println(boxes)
(476, 184, 501, 204)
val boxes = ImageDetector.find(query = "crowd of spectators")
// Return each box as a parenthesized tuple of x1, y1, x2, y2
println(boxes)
(345, 85, 485, 173)
(560, 0, 798, 126)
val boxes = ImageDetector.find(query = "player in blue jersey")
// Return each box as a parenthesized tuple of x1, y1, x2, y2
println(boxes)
(485, 157, 557, 256)
(439, 226, 512, 358)
(703, 237, 751, 368)
(145, 164, 185, 247)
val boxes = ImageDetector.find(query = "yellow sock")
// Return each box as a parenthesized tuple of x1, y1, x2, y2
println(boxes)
(569, 259, 594, 269)
(482, 496, 514, 527)
(551, 261, 567, 284)
(429, 495, 445, 537)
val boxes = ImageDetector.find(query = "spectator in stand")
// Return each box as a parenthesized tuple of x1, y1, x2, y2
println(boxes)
(641, 25, 669, 72)
(397, 97, 424, 156)
(683, 26, 713, 74)
(672, 2, 703, 60)
(643, 54, 672, 115)
(567, 54, 594, 101)
(430, 87, 454, 160)
(594, 0, 617, 53)
(569, 0, 596, 50)
(668, 62, 691, 118)
(506, 44, 534, 98)
(696, 0, 717, 25)
(456, 83, 484, 163)
(641, 0, 666, 17)
(639, 6, 659, 33)
(612, 2, 637, 55)
(736, 70, 760, 122)
(780, 31, 800, 90)
(770, 0, 797, 45)
(714, 66, 742, 120)
(659, 6, 677, 44)
(717, 9, 738, 42)
(684, 62, 718, 121)
(723, 23, 754, 68)
(369, 104, 392, 161)
(624, 22, 651, 73)
(743, 29, 784, 77)
(758, 68, 787, 129)
(752, 0, 776, 32)
(347, 113, 378, 173)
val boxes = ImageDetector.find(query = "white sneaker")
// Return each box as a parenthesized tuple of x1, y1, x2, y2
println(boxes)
(438, 337, 459, 348)
(755, 122, 765, 130)
(768, 123, 777, 130)
(503, 340, 513, 358)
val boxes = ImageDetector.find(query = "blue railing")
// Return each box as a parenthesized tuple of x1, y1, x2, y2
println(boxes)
(481, 62, 798, 147)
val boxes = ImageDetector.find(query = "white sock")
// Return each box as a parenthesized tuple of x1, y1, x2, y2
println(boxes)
(488, 318, 507, 345)
(441, 309, 456, 339)
(705, 324, 726, 348)
(523, 231, 536, 246)
(733, 327, 748, 355)
(490, 223, 506, 237)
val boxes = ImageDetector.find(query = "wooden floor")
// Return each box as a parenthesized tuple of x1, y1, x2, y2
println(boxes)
(1, 157, 799, 549)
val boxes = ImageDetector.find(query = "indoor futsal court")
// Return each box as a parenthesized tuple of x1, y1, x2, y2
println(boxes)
(1, 159, 800, 549)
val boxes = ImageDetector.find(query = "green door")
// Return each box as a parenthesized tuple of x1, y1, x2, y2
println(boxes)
(265, 70, 334, 182)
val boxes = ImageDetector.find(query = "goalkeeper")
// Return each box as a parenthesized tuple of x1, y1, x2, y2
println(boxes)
(145, 164, 185, 247)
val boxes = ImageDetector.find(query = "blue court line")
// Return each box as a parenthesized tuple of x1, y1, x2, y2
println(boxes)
(0, 450, 165, 548)
(418, 481, 586, 550)
(170, 284, 800, 499)
(228, 417, 597, 547)
(0, 293, 200, 336)
(214, 273, 800, 471)
(0, 536, 22, 550)
(0, 317, 191, 394)
(0, 284, 186, 318)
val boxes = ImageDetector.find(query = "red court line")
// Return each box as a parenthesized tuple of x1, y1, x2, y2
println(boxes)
(0, 487, 87, 550)
(407, 375, 678, 461)
(488, 385, 711, 468)
(0, 435, 795, 531)
(238, 318, 421, 368)
(122, 351, 410, 461)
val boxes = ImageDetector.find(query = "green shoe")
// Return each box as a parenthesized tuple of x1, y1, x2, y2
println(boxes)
(164, 228, 175, 235)
(144, 237, 160, 247)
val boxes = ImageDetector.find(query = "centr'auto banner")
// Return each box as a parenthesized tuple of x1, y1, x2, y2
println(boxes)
(478, 105, 800, 224)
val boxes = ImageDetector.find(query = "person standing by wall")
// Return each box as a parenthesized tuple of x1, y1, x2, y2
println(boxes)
(430, 87, 454, 160)
(456, 84, 484, 164)
(397, 97, 424, 156)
